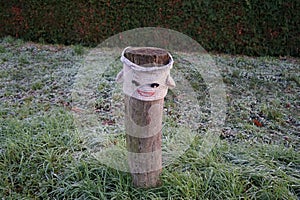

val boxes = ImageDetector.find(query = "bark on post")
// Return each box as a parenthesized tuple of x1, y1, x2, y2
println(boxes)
(122, 47, 171, 188)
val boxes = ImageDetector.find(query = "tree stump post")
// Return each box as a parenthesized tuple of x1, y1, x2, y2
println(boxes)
(117, 47, 175, 188)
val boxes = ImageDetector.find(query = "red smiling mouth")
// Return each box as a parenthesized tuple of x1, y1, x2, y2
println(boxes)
(137, 89, 155, 97)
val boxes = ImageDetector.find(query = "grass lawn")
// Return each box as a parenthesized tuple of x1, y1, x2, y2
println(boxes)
(0, 36, 299, 199)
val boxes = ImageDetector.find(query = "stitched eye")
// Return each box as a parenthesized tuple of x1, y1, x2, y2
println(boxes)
(150, 83, 159, 88)
(132, 80, 140, 86)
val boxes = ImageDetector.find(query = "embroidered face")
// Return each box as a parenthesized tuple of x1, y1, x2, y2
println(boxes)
(132, 80, 158, 97)
(130, 69, 168, 99)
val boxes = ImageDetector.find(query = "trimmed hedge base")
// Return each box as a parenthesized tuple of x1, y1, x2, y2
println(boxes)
(0, 0, 299, 57)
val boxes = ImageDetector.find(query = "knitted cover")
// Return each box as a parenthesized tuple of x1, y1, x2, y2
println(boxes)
(116, 47, 175, 101)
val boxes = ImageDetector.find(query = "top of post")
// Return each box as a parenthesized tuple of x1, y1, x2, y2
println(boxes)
(124, 47, 171, 67)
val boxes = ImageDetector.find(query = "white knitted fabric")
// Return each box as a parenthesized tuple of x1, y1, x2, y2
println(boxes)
(116, 47, 175, 101)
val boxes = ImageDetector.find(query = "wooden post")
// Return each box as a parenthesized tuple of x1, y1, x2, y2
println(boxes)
(123, 47, 171, 188)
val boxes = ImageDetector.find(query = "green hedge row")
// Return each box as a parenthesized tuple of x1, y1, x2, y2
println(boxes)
(0, 0, 299, 56)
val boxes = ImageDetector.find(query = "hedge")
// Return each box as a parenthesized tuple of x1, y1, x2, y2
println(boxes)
(0, 0, 299, 56)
